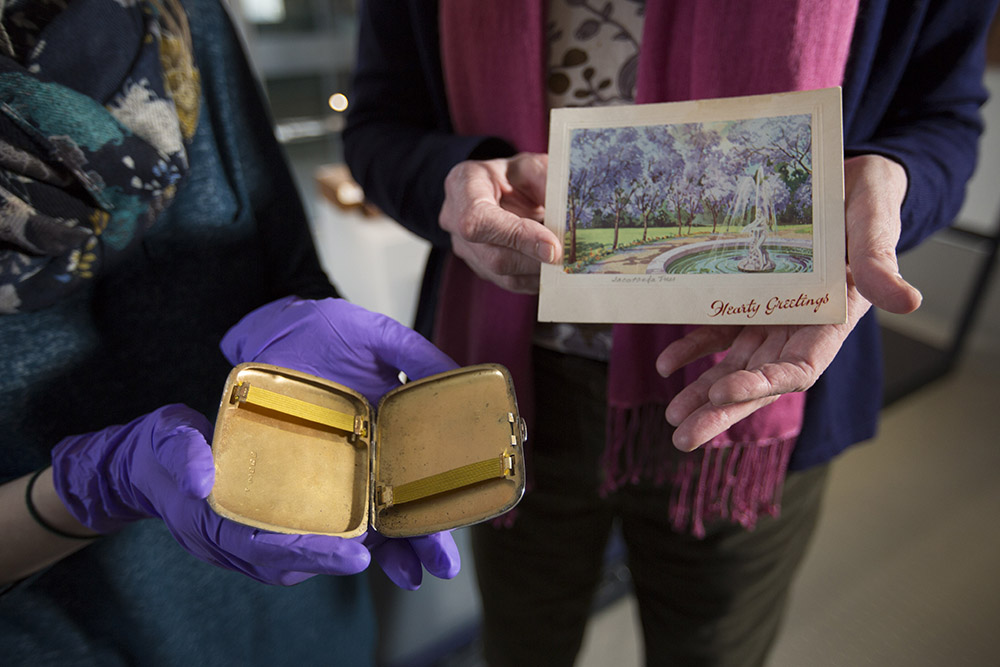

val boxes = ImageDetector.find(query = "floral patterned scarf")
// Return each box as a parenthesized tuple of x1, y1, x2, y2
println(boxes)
(0, 0, 200, 313)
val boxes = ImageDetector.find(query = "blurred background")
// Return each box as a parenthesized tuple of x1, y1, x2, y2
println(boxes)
(228, 2, 1000, 665)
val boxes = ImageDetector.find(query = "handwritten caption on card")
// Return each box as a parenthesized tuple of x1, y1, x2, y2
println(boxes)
(708, 293, 830, 319)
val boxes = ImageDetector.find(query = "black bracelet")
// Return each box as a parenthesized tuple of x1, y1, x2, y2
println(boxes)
(25, 468, 98, 541)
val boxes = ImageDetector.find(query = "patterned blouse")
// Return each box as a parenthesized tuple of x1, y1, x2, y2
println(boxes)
(534, 0, 645, 361)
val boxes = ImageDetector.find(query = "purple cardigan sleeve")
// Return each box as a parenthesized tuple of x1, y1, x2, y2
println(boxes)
(843, 0, 996, 251)
(795, 0, 997, 469)
(343, 0, 515, 249)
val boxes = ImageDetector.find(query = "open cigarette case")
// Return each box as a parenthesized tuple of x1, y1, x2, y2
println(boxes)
(208, 362, 526, 537)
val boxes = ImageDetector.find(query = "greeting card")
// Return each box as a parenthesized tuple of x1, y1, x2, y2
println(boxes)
(538, 87, 846, 325)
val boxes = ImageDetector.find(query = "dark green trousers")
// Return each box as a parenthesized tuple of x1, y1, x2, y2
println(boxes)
(472, 347, 829, 667)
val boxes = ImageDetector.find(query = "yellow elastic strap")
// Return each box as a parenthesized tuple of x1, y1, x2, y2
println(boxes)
(232, 382, 366, 437)
(381, 452, 514, 508)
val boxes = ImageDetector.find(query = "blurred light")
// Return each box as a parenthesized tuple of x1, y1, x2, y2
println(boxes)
(241, 0, 285, 24)
(328, 93, 349, 112)
(274, 115, 344, 143)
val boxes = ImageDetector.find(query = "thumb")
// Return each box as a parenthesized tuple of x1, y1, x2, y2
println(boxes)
(849, 248, 922, 314)
(503, 152, 549, 221)
(844, 155, 922, 314)
(150, 405, 216, 499)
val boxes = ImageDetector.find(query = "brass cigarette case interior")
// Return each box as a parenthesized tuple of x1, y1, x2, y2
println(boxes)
(208, 362, 526, 538)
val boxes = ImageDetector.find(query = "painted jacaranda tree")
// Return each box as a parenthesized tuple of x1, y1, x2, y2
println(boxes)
(629, 125, 681, 242)
(563, 112, 812, 261)
(599, 126, 644, 250)
(727, 115, 812, 224)
(566, 128, 614, 263)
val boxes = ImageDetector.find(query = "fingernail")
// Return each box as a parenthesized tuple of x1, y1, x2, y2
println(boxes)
(896, 273, 923, 307)
(536, 242, 555, 264)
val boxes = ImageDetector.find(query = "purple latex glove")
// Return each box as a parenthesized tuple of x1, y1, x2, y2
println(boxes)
(52, 404, 371, 586)
(362, 530, 461, 591)
(221, 296, 463, 589)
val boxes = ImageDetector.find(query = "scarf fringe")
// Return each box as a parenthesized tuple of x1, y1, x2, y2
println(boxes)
(600, 404, 796, 539)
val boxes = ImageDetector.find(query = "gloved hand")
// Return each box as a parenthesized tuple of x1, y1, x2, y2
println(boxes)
(52, 404, 371, 586)
(362, 530, 461, 591)
(221, 296, 463, 589)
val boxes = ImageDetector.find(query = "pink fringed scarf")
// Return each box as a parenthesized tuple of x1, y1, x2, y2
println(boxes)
(437, 0, 857, 536)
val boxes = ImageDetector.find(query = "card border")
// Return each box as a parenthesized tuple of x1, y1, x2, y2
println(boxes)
(538, 87, 846, 325)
